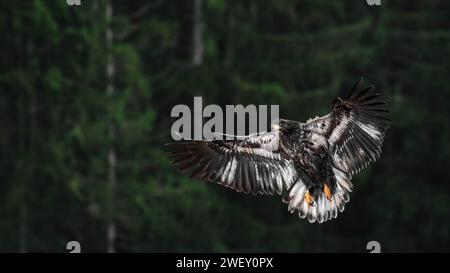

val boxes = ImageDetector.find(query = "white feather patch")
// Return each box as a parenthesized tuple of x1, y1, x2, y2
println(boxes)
(356, 121, 382, 140)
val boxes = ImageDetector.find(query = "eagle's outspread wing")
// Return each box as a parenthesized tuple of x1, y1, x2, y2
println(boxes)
(328, 78, 390, 176)
(308, 78, 390, 176)
(166, 132, 298, 195)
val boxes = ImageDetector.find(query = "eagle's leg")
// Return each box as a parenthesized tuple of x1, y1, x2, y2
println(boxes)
(323, 183, 332, 201)
(305, 190, 315, 206)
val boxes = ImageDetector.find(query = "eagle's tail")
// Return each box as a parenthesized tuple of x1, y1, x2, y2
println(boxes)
(283, 167, 353, 223)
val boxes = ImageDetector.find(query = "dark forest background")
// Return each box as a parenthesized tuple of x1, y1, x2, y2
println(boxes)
(1, 0, 450, 252)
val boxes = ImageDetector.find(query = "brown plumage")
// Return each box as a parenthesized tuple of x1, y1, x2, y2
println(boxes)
(166, 78, 390, 223)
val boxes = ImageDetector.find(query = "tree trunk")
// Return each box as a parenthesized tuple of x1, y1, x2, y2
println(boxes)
(105, 0, 116, 253)
(18, 94, 27, 253)
(223, 3, 234, 67)
(192, 0, 203, 65)
(19, 37, 36, 253)
(19, 96, 28, 252)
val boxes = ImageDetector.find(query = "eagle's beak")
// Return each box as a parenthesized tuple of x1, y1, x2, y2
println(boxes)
(271, 123, 281, 132)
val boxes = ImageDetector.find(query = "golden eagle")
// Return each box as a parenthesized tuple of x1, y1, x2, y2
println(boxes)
(166, 79, 390, 223)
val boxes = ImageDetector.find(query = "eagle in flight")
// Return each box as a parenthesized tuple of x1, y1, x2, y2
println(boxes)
(166, 79, 390, 223)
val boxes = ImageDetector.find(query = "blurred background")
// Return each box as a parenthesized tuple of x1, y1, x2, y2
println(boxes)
(1, 0, 450, 252)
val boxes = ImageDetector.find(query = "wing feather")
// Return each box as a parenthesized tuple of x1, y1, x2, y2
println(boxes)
(327, 78, 390, 176)
(166, 132, 298, 195)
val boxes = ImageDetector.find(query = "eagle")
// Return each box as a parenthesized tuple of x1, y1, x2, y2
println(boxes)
(166, 78, 390, 223)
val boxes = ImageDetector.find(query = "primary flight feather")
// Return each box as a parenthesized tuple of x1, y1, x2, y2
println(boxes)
(166, 78, 390, 223)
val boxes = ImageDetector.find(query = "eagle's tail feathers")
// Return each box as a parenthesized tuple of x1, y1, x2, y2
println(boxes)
(283, 167, 352, 223)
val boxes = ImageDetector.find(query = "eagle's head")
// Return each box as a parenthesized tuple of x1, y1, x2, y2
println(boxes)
(271, 118, 299, 134)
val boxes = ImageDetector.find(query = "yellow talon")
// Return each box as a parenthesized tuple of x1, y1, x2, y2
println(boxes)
(305, 190, 314, 206)
(324, 183, 332, 201)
